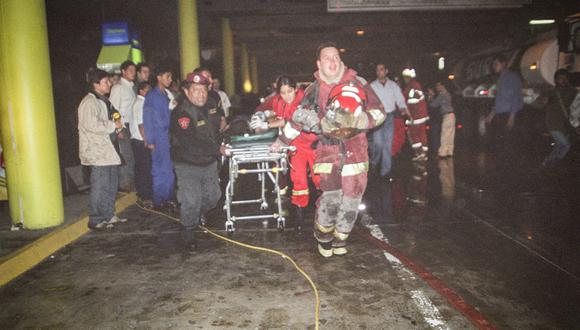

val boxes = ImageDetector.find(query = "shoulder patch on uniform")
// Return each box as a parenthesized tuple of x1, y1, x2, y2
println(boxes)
(208, 108, 217, 115)
(178, 117, 190, 129)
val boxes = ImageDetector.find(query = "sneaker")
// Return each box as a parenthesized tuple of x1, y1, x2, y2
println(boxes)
(107, 215, 127, 224)
(165, 201, 179, 216)
(332, 246, 348, 256)
(89, 220, 113, 230)
(142, 199, 154, 209)
(318, 242, 333, 258)
(137, 198, 154, 209)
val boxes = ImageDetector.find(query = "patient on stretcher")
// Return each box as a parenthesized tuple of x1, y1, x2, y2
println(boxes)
(220, 114, 280, 150)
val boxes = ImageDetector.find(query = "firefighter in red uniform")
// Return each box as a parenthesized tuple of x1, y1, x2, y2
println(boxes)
(276, 42, 386, 257)
(402, 68, 430, 161)
(252, 76, 320, 232)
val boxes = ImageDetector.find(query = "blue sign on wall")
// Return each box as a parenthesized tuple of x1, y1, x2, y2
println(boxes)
(102, 22, 130, 45)
(131, 31, 142, 49)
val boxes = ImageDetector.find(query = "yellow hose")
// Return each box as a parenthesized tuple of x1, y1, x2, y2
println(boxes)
(135, 204, 320, 330)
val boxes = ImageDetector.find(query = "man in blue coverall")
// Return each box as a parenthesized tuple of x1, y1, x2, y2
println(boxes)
(143, 65, 175, 210)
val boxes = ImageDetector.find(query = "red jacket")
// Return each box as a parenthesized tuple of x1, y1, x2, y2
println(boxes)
(403, 79, 428, 119)
(306, 68, 386, 195)
(256, 88, 317, 146)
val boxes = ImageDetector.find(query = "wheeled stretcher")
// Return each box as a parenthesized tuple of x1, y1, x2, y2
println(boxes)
(223, 129, 295, 235)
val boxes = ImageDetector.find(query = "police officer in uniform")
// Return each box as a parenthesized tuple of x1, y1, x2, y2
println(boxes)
(170, 72, 225, 249)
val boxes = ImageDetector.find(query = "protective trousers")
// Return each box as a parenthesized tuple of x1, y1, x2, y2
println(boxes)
(151, 135, 175, 207)
(313, 190, 361, 248)
(290, 142, 320, 207)
(312, 136, 368, 248)
(392, 117, 406, 156)
(174, 161, 221, 229)
(408, 123, 428, 152)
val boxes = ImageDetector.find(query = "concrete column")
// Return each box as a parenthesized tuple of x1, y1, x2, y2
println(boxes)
(178, 0, 200, 79)
(221, 18, 235, 96)
(240, 43, 252, 93)
(250, 54, 259, 94)
(0, 0, 64, 229)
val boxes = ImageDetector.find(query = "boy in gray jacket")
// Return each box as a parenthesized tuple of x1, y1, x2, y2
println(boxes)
(78, 68, 127, 229)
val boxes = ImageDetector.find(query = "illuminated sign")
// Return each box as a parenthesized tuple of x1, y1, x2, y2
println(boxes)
(328, 0, 531, 12)
(102, 22, 130, 45)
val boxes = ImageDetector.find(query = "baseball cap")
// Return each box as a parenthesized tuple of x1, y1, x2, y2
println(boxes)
(186, 72, 210, 85)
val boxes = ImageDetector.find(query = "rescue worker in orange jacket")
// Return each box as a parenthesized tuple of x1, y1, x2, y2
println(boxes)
(276, 42, 386, 257)
(252, 76, 320, 232)
(402, 68, 430, 161)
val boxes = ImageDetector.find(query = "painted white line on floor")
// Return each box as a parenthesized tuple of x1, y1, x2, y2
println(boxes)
(384, 251, 449, 330)
(366, 222, 448, 330)
(410, 290, 449, 329)
(366, 223, 390, 244)
(383, 251, 416, 280)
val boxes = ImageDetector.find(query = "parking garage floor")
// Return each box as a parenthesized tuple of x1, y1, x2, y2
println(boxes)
(1, 142, 579, 329)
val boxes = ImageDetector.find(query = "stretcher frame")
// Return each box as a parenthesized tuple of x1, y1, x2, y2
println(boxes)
(223, 141, 294, 235)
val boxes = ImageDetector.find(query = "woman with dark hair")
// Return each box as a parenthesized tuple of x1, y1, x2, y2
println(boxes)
(78, 68, 126, 229)
(253, 75, 320, 232)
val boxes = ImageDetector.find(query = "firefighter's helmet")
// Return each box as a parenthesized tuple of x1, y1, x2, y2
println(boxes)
(402, 68, 417, 78)
(326, 82, 366, 117)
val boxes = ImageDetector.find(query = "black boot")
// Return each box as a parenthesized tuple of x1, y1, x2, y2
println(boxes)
(294, 205, 304, 234)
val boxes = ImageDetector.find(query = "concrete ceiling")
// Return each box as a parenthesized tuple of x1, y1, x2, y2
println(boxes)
(196, 0, 577, 83)
(44, 0, 579, 91)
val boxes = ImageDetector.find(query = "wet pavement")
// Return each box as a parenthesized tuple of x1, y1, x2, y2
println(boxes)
(0, 193, 89, 259)
(0, 206, 473, 329)
(1, 136, 580, 329)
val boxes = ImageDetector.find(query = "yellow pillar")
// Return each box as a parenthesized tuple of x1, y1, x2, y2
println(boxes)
(250, 54, 259, 94)
(221, 18, 235, 96)
(0, 0, 64, 229)
(240, 43, 252, 93)
(178, 0, 200, 79)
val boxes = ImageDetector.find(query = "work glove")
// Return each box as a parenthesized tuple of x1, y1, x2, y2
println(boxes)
(333, 108, 369, 130)
(250, 117, 268, 130)
(324, 108, 337, 122)
(320, 117, 340, 134)
(292, 106, 321, 134)
(251, 112, 267, 122)
(250, 113, 268, 130)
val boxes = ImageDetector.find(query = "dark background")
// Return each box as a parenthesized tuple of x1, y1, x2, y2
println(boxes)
(45, 0, 579, 166)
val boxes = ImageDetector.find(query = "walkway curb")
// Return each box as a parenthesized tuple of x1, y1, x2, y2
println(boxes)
(0, 192, 136, 287)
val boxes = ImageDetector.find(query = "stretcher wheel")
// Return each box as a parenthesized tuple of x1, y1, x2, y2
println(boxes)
(276, 217, 285, 232)
(225, 221, 235, 237)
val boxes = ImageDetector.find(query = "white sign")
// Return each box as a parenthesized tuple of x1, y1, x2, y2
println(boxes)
(327, 0, 531, 12)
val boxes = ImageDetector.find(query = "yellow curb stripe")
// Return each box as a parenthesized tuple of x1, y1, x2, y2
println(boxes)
(0, 192, 137, 287)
